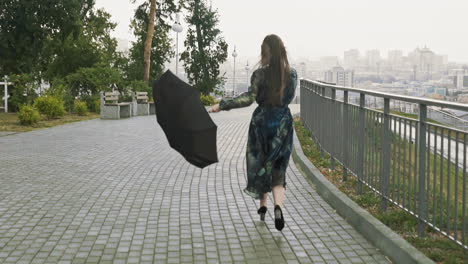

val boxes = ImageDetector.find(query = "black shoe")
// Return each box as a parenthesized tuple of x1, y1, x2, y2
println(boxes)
(274, 205, 284, 231)
(258, 206, 267, 221)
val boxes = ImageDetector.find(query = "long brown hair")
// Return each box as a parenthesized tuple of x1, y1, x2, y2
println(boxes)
(260, 34, 290, 106)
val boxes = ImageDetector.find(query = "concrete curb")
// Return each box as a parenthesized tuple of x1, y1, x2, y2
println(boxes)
(291, 126, 435, 264)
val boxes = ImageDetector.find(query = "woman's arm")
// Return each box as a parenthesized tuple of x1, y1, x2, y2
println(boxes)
(283, 68, 298, 105)
(218, 69, 262, 111)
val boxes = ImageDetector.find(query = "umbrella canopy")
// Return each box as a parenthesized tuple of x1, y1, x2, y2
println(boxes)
(153, 70, 218, 168)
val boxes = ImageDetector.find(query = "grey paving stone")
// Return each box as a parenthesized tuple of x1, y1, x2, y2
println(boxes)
(0, 105, 390, 263)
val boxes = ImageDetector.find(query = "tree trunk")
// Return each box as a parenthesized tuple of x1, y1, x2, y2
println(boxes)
(143, 0, 157, 82)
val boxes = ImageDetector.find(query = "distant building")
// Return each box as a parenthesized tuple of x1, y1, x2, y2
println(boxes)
(344, 49, 360, 68)
(319, 56, 339, 70)
(324, 65, 355, 87)
(435, 87, 447, 96)
(388, 50, 403, 69)
(407, 46, 447, 80)
(450, 69, 468, 89)
(366, 49, 381, 69)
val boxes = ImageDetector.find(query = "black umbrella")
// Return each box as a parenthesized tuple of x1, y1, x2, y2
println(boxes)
(153, 70, 218, 168)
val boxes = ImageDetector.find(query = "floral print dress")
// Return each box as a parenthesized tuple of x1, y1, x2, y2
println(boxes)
(219, 66, 298, 199)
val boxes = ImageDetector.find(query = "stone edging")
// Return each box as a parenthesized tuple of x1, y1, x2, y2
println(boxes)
(291, 126, 435, 264)
(0, 131, 21, 137)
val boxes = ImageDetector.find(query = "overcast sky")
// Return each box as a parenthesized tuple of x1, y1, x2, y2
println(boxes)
(95, 0, 468, 63)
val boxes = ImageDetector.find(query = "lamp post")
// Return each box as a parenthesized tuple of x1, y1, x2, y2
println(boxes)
(232, 46, 237, 96)
(245, 61, 250, 87)
(171, 13, 183, 76)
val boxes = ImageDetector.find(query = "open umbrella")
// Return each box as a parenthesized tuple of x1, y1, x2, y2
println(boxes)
(153, 70, 218, 168)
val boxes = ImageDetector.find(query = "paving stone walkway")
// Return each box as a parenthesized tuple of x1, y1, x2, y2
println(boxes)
(0, 104, 391, 263)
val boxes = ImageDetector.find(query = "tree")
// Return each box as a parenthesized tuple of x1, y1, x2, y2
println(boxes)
(126, 0, 176, 82)
(0, 0, 94, 76)
(43, 8, 120, 80)
(66, 64, 124, 97)
(143, 0, 157, 83)
(8, 74, 38, 112)
(180, 0, 228, 95)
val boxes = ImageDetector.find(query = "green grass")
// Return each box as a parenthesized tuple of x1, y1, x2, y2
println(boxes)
(294, 117, 468, 264)
(344, 108, 466, 233)
(390, 110, 465, 142)
(390, 110, 441, 124)
(0, 112, 100, 132)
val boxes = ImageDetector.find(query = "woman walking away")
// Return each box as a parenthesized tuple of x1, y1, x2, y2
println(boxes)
(209, 34, 297, 231)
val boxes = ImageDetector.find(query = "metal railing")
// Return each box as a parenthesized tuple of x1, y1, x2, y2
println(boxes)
(300, 79, 468, 249)
(395, 102, 468, 131)
(355, 99, 468, 131)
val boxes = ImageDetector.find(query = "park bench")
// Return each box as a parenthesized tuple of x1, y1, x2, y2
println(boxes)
(135, 92, 150, 116)
(149, 100, 155, 115)
(100, 91, 131, 119)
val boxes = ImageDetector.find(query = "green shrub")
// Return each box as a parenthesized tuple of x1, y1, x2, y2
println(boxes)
(119, 93, 133, 103)
(74, 100, 88, 116)
(128, 80, 151, 97)
(8, 74, 38, 112)
(34, 96, 66, 119)
(94, 98, 100, 113)
(200, 94, 216, 106)
(80, 94, 100, 113)
(18, 105, 41, 125)
(45, 78, 75, 113)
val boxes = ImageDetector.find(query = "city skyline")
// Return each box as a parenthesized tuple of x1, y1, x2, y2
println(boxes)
(96, 0, 468, 63)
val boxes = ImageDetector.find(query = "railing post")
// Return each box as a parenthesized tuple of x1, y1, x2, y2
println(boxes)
(418, 103, 427, 237)
(100, 91, 105, 117)
(320, 86, 326, 158)
(310, 82, 314, 132)
(3, 76, 8, 113)
(381, 98, 391, 211)
(330, 88, 336, 170)
(357, 93, 365, 194)
(300, 80, 304, 123)
(313, 83, 316, 133)
(342, 91, 349, 181)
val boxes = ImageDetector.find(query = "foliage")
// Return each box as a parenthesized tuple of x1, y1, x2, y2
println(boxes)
(180, 0, 228, 95)
(18, 105, 41, 125)
(0, 0, 124, 117)
(45, 78, 67, 98)
(66, 65, 124, 96)
(80, 94, 101, 113)
(0, 111, 100, 132)
(94, 98, 100, 113)
(126, 1, 177, 83)
(119, 93, 134, 103)
(0, 0, 94, 76)
(34, 96, 66, 119)
(200, 94, 216, 106)
(44, 78, 76, 113)
(74, 100, 88, 116)
(128, 80, 152, 98)
(7, 74, 39, 112)
(43, 8, 121, 79)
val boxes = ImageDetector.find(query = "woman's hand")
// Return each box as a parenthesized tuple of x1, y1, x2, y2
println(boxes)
(208, 103, 221, 113)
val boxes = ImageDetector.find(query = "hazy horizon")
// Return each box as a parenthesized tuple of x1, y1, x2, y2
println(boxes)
(95, 0, 468, 63)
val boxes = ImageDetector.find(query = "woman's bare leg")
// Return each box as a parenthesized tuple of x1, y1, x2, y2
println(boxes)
(272, 185, 285, 208)
(260, 193, 268, 207)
